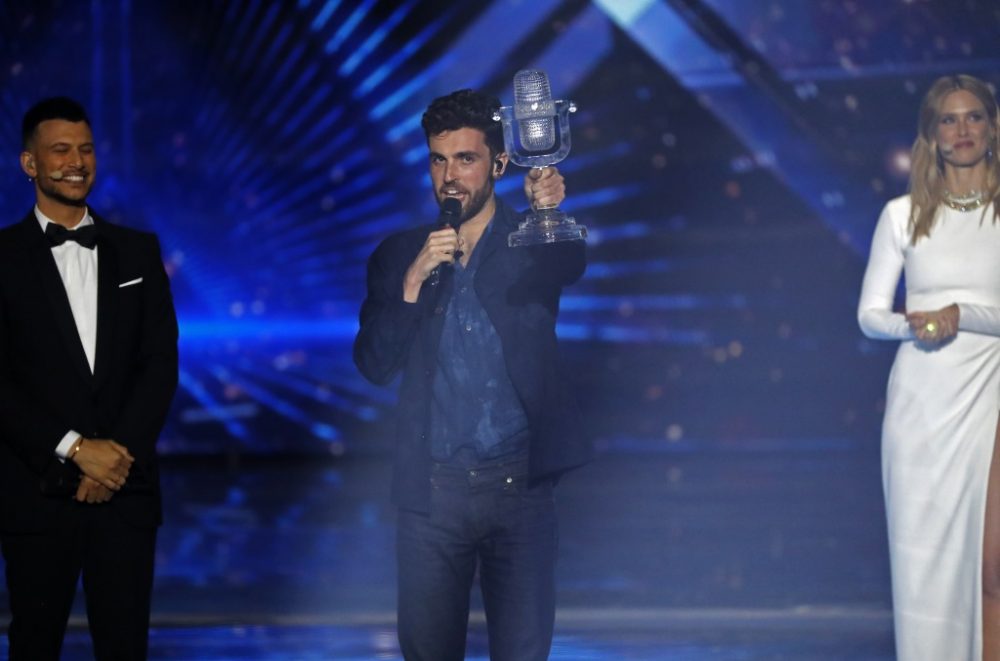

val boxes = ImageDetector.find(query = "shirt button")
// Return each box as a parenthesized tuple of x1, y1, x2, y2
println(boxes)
(434, 306, 444, 315)
(460, 286, 467, 293)
(505, 477, 513, 484)
(465, 324, 472, 332)
(469, 470, 478, 477)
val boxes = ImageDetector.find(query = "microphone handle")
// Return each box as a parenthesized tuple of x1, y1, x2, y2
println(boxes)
(427, 219, 455, 287)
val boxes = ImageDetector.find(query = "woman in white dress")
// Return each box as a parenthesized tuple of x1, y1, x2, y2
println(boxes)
(858, 74, 1000, 660)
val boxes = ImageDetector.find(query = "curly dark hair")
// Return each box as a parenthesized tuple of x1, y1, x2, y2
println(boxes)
(22, 97, 90, 149)
(421, 89, 504, 157)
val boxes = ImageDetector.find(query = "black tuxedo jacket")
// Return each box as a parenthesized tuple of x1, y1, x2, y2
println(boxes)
(354, 197, 591, 513)
(0, 210, 178, 533)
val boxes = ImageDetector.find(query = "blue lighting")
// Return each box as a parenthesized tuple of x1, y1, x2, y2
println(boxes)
(179, 320, 358, 342)
(370, 57, 452, 121)
(586, 259, 676, 279)
(355, 14, 451, 98)
(324, 0, 377, 55)
(309, 0, 342, 32)
(177, 369, 251, 440)
(0, 0, 989, 457)
(560, 294, 748, 312)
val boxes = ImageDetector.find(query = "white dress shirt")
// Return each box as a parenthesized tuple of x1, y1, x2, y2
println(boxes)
(35, 206, 98, 459)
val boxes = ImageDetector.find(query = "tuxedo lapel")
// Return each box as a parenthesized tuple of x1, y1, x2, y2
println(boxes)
(93, 222, 118, 389)
(22, 217, 95, 385)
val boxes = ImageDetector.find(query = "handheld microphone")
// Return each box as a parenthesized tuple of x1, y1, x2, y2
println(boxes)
(513, 70, 556, 152)
(437, 196, 462, 228)
(428, 197, 463, 287)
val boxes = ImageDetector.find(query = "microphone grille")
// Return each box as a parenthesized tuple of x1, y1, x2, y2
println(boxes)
(513, 69, 556, 152)
(513, 70, 554, 118)
(442, 197, 462, 217)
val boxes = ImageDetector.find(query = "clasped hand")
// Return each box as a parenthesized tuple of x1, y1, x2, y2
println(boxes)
(75, 475, 113, 504)
(906, 303, 959, 346)
(71, 438, 134, 502)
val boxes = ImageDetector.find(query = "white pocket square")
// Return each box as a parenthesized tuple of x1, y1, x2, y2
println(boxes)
(118, 277, 143, 288)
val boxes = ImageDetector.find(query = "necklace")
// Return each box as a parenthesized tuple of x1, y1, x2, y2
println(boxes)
(942, 189, 986, 212)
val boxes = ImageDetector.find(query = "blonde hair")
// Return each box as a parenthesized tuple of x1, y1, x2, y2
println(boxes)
(908, 74, 1000, 243)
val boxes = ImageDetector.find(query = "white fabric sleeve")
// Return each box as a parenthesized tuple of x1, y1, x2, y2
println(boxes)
(957, 303, 1000, 336)
(54, 430, 81, 463)
(858, 204, 914, 341)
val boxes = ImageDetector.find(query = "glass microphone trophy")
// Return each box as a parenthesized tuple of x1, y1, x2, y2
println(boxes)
(493, 69, 588, 247)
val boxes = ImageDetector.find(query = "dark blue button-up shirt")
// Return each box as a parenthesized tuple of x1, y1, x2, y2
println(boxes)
(428, 218, 529, 463)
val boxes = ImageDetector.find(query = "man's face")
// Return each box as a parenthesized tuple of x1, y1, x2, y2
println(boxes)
(21, 119, 96, 209)
(428, 127, 504, 223)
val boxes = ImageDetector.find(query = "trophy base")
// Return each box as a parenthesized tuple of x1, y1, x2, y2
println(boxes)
(508, 208, 588, 247)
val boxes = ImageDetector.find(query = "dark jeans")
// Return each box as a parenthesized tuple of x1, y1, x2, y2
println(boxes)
(396, 459, 558, 661)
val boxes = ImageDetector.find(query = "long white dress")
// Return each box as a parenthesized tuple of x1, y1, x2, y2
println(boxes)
(858, 195, 1000, 660)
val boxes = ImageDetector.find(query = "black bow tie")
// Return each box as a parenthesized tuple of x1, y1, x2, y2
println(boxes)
(45, 223, 99, 249)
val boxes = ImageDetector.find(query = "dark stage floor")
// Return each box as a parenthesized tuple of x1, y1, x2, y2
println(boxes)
(1, 440, 895, 659)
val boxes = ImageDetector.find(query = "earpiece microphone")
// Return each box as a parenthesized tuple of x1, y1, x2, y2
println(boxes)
(49, 170, 64, 180)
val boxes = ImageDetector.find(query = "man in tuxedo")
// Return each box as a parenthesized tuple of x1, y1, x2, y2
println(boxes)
(0, 97, 178, 660)
(354, 89, 590, 661)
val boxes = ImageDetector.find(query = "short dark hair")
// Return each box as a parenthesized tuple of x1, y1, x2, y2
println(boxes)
(421, 89, 504, 157)
(22, 97, 91, 149)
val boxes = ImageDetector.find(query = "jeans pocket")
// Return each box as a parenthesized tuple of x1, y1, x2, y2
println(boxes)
(504, 476, 554, 509)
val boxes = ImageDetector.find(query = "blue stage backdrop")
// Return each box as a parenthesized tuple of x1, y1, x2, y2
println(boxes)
(0, 0, 998, 455)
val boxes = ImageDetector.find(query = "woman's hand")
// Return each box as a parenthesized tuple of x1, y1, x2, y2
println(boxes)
(906, 304, 960, 345)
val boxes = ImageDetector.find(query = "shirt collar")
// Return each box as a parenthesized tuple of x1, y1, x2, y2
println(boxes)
(34, 205, 93, 233)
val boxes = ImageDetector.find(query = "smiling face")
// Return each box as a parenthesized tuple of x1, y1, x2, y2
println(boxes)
(428, 127, 506, 224)
(934, 89, 993, 170)
(21, 118, 96, 216)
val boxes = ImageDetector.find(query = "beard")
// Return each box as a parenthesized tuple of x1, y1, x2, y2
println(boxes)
(37, 179, 90, 208)
(460, 174, 493, 223)
(460, 181, 492, 223)
(439, 175, 495, 225)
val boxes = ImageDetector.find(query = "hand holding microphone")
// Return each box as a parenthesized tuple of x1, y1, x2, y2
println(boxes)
(403, 198, 463, 302)
(426, 197, 463, 287)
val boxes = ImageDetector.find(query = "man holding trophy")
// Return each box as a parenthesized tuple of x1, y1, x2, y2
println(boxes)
(354, 73, 590, 661)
